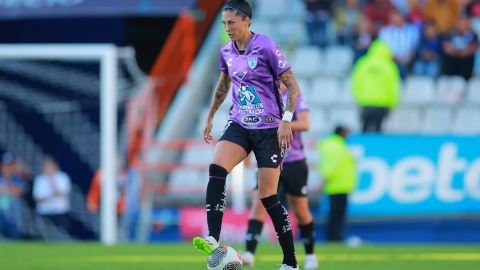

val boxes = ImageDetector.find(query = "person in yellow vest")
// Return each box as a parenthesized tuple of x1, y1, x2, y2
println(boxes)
(317, 126, 357, 242)
(351, 39, 400, 133)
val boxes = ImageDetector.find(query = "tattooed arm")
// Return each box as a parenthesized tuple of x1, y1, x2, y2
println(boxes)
(277, 69, 300, 148)
(278, 69, 300, 113)
(203, 71, 231, 143)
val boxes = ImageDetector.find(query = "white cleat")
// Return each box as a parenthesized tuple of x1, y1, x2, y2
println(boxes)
(279, 264, 299, 270)
(304, 254, 319, 270)
(241, 251, 255, 267)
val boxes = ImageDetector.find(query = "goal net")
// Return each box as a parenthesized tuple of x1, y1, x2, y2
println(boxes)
(0, 44, 141, 244)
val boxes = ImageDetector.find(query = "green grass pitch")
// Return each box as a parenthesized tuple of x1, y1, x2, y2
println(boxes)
(0, 242, 479, 270)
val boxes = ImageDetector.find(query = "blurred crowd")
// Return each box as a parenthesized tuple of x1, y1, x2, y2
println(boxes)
(0, 152, 139, 241)
(305, 0, 480, 79)
(0, 152, 71, 240)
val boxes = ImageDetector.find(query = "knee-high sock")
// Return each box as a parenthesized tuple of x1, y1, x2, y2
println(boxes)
(245, 219, 264, 254)
(261, 194, 297, 267)
(299, 222, 315, 254)
(206, 164, 228, 242)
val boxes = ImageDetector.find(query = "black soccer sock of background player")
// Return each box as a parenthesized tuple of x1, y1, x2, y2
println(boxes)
(206, 164, 228, 242)
(245, 219, 264, 254)
(299, 222, 315, 255)
(261, 194, 297, 267)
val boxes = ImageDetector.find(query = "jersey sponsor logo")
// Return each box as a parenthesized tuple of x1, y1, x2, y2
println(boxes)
(233, 71, 248, 80)
(238, 83, 261, 106)
(227, 57, 233, 67)
(247, 56, 257, 69)
(242, 115, 261, 124)
(278, 59, 287, 69)
(265, 117, 274, 123)
(238, 104, 266, 115)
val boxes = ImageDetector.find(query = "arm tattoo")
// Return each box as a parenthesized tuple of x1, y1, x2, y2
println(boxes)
(279, 69, 300, 113)
(208, 72, 231, 118)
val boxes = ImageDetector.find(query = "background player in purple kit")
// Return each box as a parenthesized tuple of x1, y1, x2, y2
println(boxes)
(192, 0, 302, 269)
(241, 84, 318, 270)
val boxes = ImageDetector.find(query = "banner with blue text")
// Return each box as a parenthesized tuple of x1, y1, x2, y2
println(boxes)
(346, 135, 480, 216)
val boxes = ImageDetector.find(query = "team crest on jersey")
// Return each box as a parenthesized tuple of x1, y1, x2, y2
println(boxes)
(247, 57, 257, 69)
(238, 83, 261, 106)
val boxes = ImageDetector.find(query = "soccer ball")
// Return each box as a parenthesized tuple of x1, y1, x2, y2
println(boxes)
(207, 246, 243, 270)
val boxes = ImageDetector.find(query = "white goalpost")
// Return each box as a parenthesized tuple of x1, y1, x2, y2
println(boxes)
(0, 44, 118, 245)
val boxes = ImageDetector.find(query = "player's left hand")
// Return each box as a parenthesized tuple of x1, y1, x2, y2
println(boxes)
(277, 121, 292, 149)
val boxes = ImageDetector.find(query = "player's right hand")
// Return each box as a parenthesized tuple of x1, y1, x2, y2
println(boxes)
(202, 119, 213, 143)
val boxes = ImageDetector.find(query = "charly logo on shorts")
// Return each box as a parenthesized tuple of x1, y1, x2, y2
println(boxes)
(238, 83, 261, 106)
(222, 120, 232, 135)
(242, 116, 260, 125)
(247, 57, 257, 69)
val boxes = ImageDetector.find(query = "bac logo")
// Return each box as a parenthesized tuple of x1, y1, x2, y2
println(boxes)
(242, 116, 260, 124)
(278, 59, 287, 69)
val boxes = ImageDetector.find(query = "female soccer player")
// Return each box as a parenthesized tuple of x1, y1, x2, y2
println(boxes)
(242, 84, 318, 269)
(192, 0, 301, 269)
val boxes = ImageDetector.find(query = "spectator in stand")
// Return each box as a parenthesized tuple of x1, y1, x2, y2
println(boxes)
(442, 15, 479, 79)
(465, 0, 480, 17)
(424, 0, 460, 34)
(33, 156, 71, 231)
(351, 40, 400, 133)
(413, 22, 443, 76)
(379, 9, 420, 78)
(304, 0, 333, 48)
(353, 17, 376, 62)
(0, 153, 27, 239)
(407, 0, 425, 28)
(391, 0, 410, 15)
(14, 158, 35, 210)
(364, 0, 396, 33)
(335, 0, 363, 47)
(87, 165, 127, 215)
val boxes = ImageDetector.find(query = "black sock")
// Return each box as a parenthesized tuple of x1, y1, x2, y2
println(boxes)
(261, 194, 297, 267)
(245, 219, 264, 254)
(206, 164, 228, 242)
(299, 222, 315, 255)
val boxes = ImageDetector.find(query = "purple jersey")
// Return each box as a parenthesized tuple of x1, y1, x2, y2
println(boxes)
(220, 33, 291, 129)
(282, 92, 308, 163)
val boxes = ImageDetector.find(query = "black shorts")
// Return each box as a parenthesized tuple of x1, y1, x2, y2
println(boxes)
(219, 120, 284, 168)
(255, 158, 309, 197)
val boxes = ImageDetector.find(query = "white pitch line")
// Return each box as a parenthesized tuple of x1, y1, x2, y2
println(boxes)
(80, 253, 480, 263)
